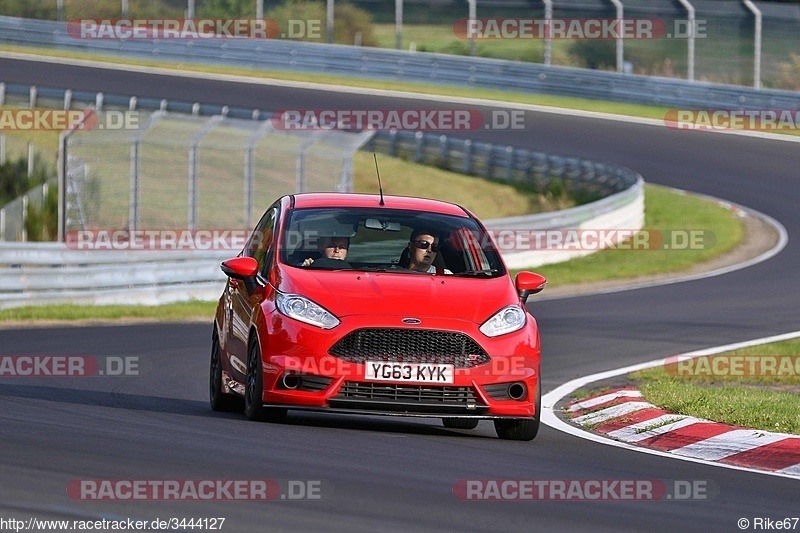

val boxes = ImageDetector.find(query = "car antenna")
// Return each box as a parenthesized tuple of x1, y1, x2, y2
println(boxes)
(373, 153, 385, 206)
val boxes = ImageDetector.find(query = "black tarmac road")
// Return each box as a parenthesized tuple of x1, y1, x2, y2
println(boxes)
(1, 57, 798, 532)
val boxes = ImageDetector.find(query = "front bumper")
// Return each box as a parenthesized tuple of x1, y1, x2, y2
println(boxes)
(256, 313, 540, 418)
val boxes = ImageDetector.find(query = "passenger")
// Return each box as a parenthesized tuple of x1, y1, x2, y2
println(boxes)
(405, 229, 451, 274)
(302, 236, 349, 267)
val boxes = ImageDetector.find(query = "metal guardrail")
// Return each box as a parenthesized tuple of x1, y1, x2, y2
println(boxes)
(1, 16, 799, 110)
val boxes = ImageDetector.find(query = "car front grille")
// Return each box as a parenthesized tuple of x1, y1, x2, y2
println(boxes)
(329, 328, 490, 368)
(328, 381, 487, 414)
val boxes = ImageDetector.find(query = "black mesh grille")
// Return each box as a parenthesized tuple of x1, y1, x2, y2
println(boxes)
(329, 381, 487, 413)
(329, 328, 490, 368)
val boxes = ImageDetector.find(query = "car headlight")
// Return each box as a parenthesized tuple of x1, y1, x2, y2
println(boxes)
(479, 305, 526, 337)
(275, 291, 340, 329)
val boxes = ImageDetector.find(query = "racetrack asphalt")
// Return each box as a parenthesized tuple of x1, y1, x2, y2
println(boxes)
(1, 56, 798, 532)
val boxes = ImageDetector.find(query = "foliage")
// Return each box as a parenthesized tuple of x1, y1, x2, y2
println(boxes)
(266, 0, 377, 46)
(568, 39, 616, 70)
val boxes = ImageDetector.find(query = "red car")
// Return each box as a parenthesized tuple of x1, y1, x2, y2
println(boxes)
(210, 193, 547, 440)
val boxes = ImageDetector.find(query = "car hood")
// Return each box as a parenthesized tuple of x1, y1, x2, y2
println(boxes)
(274, 266, 519, 324)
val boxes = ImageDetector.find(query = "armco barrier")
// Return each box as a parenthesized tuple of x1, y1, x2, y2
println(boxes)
(1, 16, 799, 110)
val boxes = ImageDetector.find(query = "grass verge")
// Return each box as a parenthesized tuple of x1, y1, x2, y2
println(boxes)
(518, 184, 744, 288)
(0, 301, 216, 323)
(628, 338, 800, 434)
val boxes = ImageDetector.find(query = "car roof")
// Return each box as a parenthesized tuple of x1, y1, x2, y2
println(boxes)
(290, 193, 470, 217)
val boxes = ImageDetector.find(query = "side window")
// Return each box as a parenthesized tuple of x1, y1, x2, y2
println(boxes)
(245, 206, 278, 276)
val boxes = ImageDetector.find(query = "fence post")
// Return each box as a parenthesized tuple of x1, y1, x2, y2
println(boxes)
(296, 152, 306, 193)
(64, 89, 72, 109)
(608, 0, 624, 73)
(21, 195, 28, 242)
(256, 0, 263, 19)
(187, 0, 195, 19)
(0, 82, 5, 106)
(0, 208, 5, 242)
(438, 135, 448, 167)
(395, 0, 403, 50)
(29, 86, 37, 108)
(414, 131, 424, 162)
(342, 154, 353, 192)
(189, 144, 198, 230)
(327, 0, 334, 44)
(57, 0, 64, 21)
(743, 0, 762, 89)
(130, 141, 140, 231)
(0, 133, 5, 165)
(677, 0, 695, 81)
(467, 0, 477, 56)
(463, 139, 473, 174)
(542, 0, 553, 66)
(27, 142, 34, 178)
(244, 147, 254, 227)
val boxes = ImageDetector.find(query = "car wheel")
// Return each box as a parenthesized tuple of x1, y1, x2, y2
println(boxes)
(244, 335, 287, 423)
(494, 373, 541, 441)
(442, 418, 480, 430)
(210, 327, 244, 412)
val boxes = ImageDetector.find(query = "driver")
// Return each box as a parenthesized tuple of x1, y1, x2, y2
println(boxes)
(302, 236, 349, 267)
(406, 229, 451, 274)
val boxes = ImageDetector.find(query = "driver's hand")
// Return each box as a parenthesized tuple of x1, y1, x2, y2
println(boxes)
(302, 258, 314, 267)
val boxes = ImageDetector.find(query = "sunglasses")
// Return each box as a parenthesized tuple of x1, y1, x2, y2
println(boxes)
(412, 240, 440, 252)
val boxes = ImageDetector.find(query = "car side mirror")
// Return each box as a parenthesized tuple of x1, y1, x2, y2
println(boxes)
(515, 272, 547, 304)
(221, 257, 260, 294)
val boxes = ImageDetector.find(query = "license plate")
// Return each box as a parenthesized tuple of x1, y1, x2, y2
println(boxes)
(365, 361, 454, 384)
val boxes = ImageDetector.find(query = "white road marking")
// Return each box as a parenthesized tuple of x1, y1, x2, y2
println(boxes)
(542, 329, 800, 479)
(606, 415, 701, 443)
(671, 430, 790, 461)
(567, 389, 642, 412)
(572, 401, 654, 426)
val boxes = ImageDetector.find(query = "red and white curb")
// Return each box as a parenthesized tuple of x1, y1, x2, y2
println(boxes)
(567, 387, 800, 476)
(541, 330, 800, 480)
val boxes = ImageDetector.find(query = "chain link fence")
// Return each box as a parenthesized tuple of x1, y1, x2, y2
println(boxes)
(62, 110, 375, 236)
(346, 0, 800, 88)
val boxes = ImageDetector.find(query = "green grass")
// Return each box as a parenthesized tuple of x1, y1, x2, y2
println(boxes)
(0, 301, 216, 322)
(523, 184, 744, 288)
(629, 339, 800, 433)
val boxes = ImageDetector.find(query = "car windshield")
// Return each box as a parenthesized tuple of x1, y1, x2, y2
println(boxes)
(280, 207, 505, 276)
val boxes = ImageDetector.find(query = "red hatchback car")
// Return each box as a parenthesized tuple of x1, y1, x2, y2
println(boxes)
(211, 193, 547, 440)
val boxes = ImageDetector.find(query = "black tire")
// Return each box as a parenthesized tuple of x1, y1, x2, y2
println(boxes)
(210, 327, 244, 412)
(442, 418, 480, 430)
(494, 374, 541, 441)
(244, 335, 287, 423)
